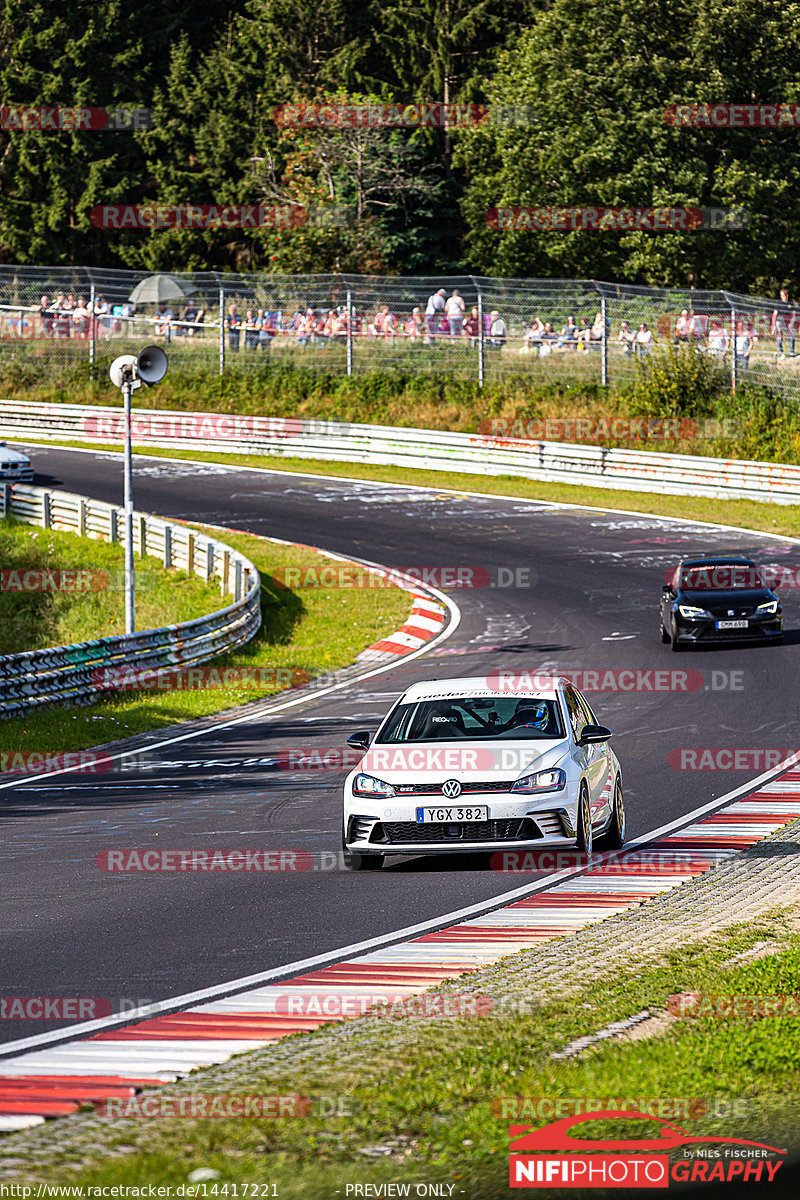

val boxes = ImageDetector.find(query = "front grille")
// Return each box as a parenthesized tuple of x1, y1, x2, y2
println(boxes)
(706, 606, 750, 619)
(380, 818, 541, 845)
(393, 780, 516, 795)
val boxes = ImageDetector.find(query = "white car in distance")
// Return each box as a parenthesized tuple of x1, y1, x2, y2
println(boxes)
(342, 675, 624, 870)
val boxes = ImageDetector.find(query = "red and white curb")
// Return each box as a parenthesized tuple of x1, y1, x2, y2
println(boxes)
(2, 772, 800, 1130)
(362, 594, 446, 657)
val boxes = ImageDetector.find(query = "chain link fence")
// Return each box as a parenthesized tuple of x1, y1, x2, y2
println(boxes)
(0, 265, 796, 399)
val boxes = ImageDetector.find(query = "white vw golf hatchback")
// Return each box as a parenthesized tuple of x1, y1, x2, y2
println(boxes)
(342, 675, 624, 870)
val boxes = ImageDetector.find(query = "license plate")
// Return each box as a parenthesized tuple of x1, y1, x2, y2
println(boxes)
(716, 619, 748, 629)
(416, 805, 489, 823)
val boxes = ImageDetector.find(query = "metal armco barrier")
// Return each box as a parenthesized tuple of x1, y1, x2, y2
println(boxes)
(0, 482, 261, 717)
(1, 399, 800, 505)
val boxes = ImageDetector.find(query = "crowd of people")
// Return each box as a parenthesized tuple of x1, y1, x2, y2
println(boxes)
(2, 287, 794, 373)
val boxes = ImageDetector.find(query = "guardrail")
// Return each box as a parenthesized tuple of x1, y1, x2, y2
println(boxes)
(0, 482, 261, 717)
(1, 399, 800, 505)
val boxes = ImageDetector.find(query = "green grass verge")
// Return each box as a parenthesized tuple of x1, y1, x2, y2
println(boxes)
(0, 524, 410, 758)
(0, 516, 222, 655)
(17, 912, 800, 1193)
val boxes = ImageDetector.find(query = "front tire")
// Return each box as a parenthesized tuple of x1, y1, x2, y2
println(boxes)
(660, 620, 670, 644)
(670, 620, 686, 652)
(575, 786, 593, 855)
(595, 777, 626, 850)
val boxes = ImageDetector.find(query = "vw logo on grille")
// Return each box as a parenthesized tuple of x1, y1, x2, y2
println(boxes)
(442, 779, 462, 799)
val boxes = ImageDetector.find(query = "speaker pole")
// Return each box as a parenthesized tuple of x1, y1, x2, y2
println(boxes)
(122, 378, 135, 634)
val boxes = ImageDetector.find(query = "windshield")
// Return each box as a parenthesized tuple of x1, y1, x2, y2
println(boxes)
(680, 564, 764, 591)
(375, 697, 565, 743)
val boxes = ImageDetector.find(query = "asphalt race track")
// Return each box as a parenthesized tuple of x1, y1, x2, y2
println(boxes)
(3, 444, 799, 1048)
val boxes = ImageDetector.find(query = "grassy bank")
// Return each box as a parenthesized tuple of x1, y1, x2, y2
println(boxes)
(3, 350, 799, 466)
(0, 517, 222, 655)
(0, 526, 411, 759)
(12, 910, 800, 1194)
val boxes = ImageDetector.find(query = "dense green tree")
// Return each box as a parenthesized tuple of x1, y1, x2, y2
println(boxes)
(456, 0, 800, 290)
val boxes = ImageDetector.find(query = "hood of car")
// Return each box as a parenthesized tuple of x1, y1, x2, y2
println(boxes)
(359, 739, 570, 784)
(679, 587, 776, 607)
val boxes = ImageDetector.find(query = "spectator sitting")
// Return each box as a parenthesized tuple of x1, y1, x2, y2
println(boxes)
(674, 308, 691, 346)
(556, 314, 579, 349)
(331, 308, 348, 338)
(463, 306, 481, 348)
(576, 316, 591, 352)
(488, 310, 507, 348)
(193, 307, 206, 337)
(155, 302, 175, 337)
(179, 301, 198, 336)
(367, 306, 387, 338)
(635, 322, 653, 354)
(522, 317, 545, 354)
(445, 289, 465, 340)
(53, 292, 71, 338)
(687, 309, 705, 346)
(404, 307, 425, 340)
(588, 310, 605, 347)
(618, 320, 636, 354)
(72, 296, 91, 339)
(707, 318, 728, 355)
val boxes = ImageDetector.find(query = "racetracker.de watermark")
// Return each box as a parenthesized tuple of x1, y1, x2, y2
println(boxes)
(1, 996, 111, 1020)
(669, 748, 799, 770)
(95, 849, 373, 872)
(271, 102, 537, 128)
(486, 206, 750, 231)
(0, 106, 151, 131)
(484, 668, 744, 693)
(90, 204, 352, 230)
(90, 666, 309, 693)
(1, 751, 111, 776)
(669, 992, 800, 1017)
(275, 564, 534, 589)
(489, 849, 708, 874)
(492, 1096, 751, 1119)
(95, 1094, 354, 1119)
(665, 103, 800, 128)
(481, 418, 739, 442)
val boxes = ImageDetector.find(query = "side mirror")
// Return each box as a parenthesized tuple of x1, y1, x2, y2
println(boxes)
(579, 724, 612, 745)
(347, 731, 372, 750)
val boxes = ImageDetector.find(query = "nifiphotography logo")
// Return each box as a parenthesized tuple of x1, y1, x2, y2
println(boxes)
(508, 1111, 786, 1188)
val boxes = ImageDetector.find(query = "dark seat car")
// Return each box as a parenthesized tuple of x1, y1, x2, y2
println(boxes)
(660, 556, 783, 651)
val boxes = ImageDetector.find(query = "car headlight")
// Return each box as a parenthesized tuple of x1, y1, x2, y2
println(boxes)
(511, 768, 567, 794)
(756, 600, 779, 614)
(678, 604, 708, 618)
(352, 773, 395, 798)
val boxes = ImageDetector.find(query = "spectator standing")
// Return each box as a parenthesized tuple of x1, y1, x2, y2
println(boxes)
(707, 319, 728, 356)
(257, 310, 273, 350)
(445, 289, 465, 340)
(425, 287, 447, 342)
(38, 295, 54, 338)
(243, 309, 259, 350)
(226, 304, 241, 351)
(734, 319, 754, 370)
(771, 288, 796, 358)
